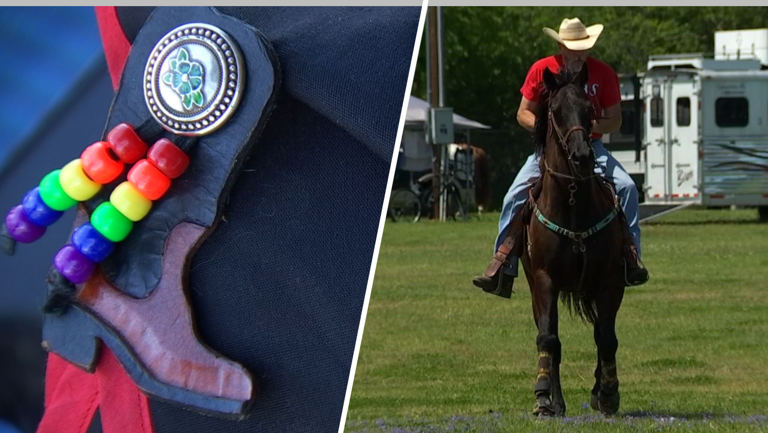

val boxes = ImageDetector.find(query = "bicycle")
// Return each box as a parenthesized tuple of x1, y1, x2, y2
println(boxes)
(417, 168, 469, 221)
(388, 187, 422, 222)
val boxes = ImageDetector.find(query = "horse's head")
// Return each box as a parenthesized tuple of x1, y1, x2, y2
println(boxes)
(536, 64, 595, 172)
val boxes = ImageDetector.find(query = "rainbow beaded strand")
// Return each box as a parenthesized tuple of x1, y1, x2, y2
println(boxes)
(52, 138, 189, 284)
(4, 123, 147, 245)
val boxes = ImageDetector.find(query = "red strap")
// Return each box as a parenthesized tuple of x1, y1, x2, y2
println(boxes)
(36, 353, 99, 433)
(37, 348, 155, 433)
(96, 348, 155, 433)
(95, 6, 131, 89)
(37, 9, 154, 432)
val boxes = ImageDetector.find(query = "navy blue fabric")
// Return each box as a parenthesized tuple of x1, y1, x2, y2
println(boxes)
(138, 6, 420, 433)
(218, 7, 417, 162)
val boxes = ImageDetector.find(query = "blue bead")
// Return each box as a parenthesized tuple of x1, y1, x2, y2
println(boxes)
(71, 223, 114, 263)
(22, 187, 64, 227)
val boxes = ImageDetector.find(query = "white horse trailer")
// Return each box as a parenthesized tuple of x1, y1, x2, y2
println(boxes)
(603, 29, 768, 219)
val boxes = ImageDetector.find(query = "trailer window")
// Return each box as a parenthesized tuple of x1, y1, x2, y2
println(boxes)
(715, 97, 749, 127)
(650, 97, 663, 127)
(676, 97, 691, 127)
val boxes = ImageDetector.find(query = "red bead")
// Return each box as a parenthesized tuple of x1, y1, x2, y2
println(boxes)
(81, 141, 124, 184)
(127, 160, 171, 201)
(147, 139, 189, 179)
(107, 123, 148, 164)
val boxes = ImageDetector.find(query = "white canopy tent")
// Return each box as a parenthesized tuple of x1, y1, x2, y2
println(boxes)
(405, 96, 491, 130)
(399, 96, 490, 172)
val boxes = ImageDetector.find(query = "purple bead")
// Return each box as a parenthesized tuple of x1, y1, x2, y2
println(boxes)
(53, 244, 95, 284)
(5, 205, 45, 243)
(71, 223, 114, 263)
(22, 187, 64, 227)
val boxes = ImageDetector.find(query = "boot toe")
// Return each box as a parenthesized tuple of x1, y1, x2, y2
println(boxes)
(472, 276, 496, 292)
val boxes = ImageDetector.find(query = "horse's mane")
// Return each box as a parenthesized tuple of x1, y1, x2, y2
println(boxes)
(532, 68, 584, 157)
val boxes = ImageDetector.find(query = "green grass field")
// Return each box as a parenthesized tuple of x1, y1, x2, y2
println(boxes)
(345, 208, 768, 432)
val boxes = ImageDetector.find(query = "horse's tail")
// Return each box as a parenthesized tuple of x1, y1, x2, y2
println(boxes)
(559, 291, 598, 324)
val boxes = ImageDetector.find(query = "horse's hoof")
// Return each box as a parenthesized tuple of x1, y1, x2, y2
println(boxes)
(597, 390, 620, 415)
(533, 396, 555, 417)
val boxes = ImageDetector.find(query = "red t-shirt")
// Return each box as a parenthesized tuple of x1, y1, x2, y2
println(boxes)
(520, 55, 621, 139)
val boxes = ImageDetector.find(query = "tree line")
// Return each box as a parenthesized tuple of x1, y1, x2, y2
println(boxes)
(410, 7, 768, 209)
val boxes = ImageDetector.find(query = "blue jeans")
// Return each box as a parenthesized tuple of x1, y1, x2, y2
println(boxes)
(495, 139, 640, 276)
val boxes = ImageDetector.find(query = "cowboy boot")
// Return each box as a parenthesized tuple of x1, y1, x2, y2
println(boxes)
(622, 230, 649, 286)
(472, 209, 525, 298)
(31, 7, 281, 419)
(472, 179, 542, 298)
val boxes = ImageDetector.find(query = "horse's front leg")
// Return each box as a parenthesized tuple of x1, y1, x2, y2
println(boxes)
(531, 271, 565, 417)
(590, 322, 602, 411)
(593, 291, 624, 415)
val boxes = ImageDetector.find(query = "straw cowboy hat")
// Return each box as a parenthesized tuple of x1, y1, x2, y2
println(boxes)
(542, 18, 604, 51)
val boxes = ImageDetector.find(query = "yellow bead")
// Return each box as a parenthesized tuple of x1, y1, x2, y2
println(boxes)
(59, 159, 101, 201)
(110, 182, 152, 222)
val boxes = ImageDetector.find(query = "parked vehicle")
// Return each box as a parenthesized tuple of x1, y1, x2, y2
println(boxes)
(604, 29, 768, 220)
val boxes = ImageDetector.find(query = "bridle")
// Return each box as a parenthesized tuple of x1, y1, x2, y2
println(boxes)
(544, 106, 599, 181)
(543, 90, 601, 205)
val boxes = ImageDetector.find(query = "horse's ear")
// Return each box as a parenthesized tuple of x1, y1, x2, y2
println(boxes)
(573, 63, 589, 88)
(543, 67, 558, 92)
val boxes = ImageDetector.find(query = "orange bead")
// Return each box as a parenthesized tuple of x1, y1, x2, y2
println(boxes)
(81, 141, 124, 184)
(127, 160, 171, 201)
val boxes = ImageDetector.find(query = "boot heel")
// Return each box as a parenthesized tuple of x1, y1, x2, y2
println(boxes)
(42, 303, 101, 371)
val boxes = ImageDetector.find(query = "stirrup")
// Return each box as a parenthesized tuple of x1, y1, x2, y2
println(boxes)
(493, 269, 515, 297)
(472, 268, 515, 299)
(623, 258, 649, 286)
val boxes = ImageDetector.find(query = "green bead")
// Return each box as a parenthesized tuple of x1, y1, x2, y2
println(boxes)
(39, 170, 78, 211)
(91, 202, 133, 242)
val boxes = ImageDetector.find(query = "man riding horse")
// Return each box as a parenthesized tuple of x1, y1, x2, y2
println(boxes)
(473, 18, 649, 296)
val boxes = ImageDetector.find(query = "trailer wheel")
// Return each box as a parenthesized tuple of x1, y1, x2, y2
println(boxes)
(760, 206, 768, 223)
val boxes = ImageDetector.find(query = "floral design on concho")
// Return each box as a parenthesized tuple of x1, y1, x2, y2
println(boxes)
(162, 48, 204, 110)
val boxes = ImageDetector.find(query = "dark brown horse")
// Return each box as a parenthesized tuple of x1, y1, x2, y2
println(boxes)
(521, 64, 625, 417)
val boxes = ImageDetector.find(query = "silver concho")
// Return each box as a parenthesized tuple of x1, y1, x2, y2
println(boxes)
(144, 23, 245, 136)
